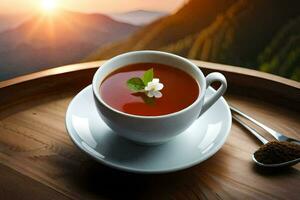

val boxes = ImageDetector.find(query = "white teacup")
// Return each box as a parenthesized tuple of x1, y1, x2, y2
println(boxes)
(92, 51, 227, 145)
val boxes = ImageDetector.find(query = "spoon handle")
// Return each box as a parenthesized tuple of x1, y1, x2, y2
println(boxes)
(232, 115, 269, 144)
(230, 106, 300, 144)
(230, 106, 283, 140)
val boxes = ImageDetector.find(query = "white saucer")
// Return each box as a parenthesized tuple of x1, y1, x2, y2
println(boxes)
(65, 85, 231, 174)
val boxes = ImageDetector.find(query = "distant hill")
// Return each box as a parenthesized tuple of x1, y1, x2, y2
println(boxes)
(86, 0, 236, 58)
(0, 14, 30, 33)
(87, 0, 300, 81)
(108, 10, 168, 25)
(0, 10, 139, 80)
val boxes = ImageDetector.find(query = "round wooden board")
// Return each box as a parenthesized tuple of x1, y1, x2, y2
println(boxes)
(0, 60, 299, 199)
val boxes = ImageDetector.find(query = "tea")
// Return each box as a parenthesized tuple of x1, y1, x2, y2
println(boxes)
(100, 63, 200, 116)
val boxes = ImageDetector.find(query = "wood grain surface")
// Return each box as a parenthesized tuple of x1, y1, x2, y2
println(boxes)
(0, 60, 299, 199)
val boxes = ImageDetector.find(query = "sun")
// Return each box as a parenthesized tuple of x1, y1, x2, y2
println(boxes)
(41, 0, 57, 12)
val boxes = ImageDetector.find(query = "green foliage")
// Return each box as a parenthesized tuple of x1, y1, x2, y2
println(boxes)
(258, 16, 300, 81)
(127, 68, 155, 91)
(291, 68, 300, 81)
(127, 77, 145, 92)
(142, 68, 154, 85)
(162, 0, 300, 80)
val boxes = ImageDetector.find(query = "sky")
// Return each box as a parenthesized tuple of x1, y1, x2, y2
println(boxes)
(0, 0, 186, 15)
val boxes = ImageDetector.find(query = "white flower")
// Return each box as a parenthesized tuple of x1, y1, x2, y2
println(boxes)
(144, 78, 164, 98)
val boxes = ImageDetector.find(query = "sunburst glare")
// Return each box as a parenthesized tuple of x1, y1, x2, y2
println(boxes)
(41, 0, 57, 12)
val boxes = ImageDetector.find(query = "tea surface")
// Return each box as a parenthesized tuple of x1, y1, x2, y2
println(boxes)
(100, 63, 200, 116)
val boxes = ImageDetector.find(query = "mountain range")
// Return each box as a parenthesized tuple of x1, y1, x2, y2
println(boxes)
(1, 1, 299, 81)
(0, 10, 139, 80)
(0, 14, 30, 33)
(87, 0, 300, 81)
(108, 10, 168, 25)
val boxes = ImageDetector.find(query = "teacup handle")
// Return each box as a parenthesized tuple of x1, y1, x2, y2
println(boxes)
(199, 72, 227, 117)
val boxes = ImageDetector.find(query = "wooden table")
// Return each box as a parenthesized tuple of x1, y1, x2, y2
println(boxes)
(0, 60, 299, 200)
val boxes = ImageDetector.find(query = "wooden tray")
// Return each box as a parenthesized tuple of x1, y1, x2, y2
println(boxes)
(0, 60, 299, 199)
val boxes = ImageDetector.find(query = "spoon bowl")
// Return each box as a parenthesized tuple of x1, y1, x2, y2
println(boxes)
(252, 155, 300, 168)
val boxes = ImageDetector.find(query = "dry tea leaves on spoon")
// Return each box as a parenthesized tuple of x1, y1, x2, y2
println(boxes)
(254, 141, 300, 164)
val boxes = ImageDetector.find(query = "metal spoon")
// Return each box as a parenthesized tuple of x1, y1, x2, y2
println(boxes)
(232, 113, 300, 167)
(231, 106, 300, 145)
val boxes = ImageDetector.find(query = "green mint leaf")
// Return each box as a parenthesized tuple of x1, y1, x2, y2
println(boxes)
(142, 68, 154, 85)
(127, 77, 145, 92)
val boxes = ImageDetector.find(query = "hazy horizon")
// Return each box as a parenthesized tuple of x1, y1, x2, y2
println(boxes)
(0, 0, 186, 15)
